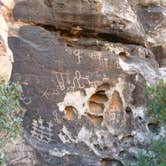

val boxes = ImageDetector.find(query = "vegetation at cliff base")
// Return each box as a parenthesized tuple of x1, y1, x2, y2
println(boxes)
(0, 82, 23, 164)
(136, 80, 166, 166)
(146, 80, 166, 124)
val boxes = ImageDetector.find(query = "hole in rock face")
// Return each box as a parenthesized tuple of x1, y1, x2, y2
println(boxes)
(119, 52, 127, 61)
(121, 135, 134, 145)
(64, 106, 78, 121)
(85, 112, 103, 126)
(88, 89, 108, 115)
(125, 107, 132, 114)
(148, 122, 160, 134)
(138, 116, 142, 121)
(109, 91, 123, 112)
(101, 158, 124, 166)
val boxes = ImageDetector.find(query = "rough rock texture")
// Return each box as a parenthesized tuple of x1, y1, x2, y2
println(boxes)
(4, 136, 38, 166)
(13, 0, 146, 46)
(9, 25, 152, 165)
(0, 0, 165, 166)
(129, 0, 166, 66)
(0, 3, 13, 82)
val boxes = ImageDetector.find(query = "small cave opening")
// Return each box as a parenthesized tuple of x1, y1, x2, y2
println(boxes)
(64, 106, 78, 121)
(125, 106, 132, 114)
(147, 122, 160, 134)
(101, 158, 124, 166)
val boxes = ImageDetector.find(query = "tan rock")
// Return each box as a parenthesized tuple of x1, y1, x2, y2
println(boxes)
(0, 13, 13, 82)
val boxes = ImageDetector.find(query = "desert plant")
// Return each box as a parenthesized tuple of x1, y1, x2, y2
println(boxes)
(136, 80, 166, 166)
(146, 80, 166, 124)
(0, 82, 23, 164)
(127, 80, 166, 166)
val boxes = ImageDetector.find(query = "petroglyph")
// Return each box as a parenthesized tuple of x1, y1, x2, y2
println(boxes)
(55, 72, 65, 91)
(53, 111, 63, 124)
(73, 49, 81, 64)
(72, 70, 90, 89)
(89, 52, 108, 67)
(31, 118, 54, 144)
(41, 88, 50, 99)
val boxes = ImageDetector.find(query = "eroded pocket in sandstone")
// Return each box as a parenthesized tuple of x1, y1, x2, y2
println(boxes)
(101, 158, 124, 166)
(120, 135, 134, 146)
(64, 106, 78, 121)
(87, 88, 109, 116)
(88, 102, 105, 115)
(147, 122, 160, 134)
(125, 106, 132, 114)
(86, 85, 109, 125)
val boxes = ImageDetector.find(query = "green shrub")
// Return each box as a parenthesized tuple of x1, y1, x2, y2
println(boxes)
(127, 80, 166, 166)
(146, 80, 166, 124)
(136, 80, 166, 166)
(136, 153, 152, 166)
(150, 137, 166, 165)
(0, 82, 23, 164)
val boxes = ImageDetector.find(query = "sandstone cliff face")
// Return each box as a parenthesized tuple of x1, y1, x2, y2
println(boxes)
(0, 0, 165, 166)
(0, 3, 13, 83)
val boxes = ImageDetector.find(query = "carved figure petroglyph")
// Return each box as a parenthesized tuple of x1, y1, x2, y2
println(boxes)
(73, 49, 81, 64)
(72, 70, 89, 89)
(55, 72, 65, 91)
(31, 118, 54, 144)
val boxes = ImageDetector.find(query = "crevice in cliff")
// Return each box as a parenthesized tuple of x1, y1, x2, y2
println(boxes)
(35, 23, 146, 48)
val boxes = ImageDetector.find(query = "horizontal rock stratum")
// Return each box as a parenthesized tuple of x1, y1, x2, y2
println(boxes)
(13, 0, 146, 45)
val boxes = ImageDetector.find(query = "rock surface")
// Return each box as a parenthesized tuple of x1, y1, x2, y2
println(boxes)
(137, 3, 166, 67)
(0, 3, 13, 82)
(13, 0, 146, 46)
(9, 24, 150, 165)
(128, 0, 166, 66)
(0, 0, 165, 165)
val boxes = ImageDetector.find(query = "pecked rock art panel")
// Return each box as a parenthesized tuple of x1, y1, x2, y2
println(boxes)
(9, 25, 154, 165)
